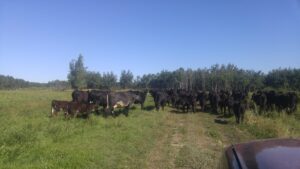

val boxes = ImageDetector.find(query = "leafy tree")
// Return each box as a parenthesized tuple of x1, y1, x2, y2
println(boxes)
(86, 71, 102, 89)
(119, 70, 134, 89)
(102, 72, 117, 89)
(68, 54, 87, 89)
(47, 80, 70, 90)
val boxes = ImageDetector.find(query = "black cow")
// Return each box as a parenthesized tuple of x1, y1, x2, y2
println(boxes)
(150, 89, 169, 111)
(251, 91, 267, 114)
(128, 90, 148, 109)
(176, 90, 197, 113)
(233, 100, 247, 124)
(264, 90, 277, 111)
(219, 90, 231, 116)
(275, 92, 298, 114)
(286, 92, 298, 113)
(166, 89, 178, 107)
(72, 90, 89, 103)
(197, 91, 208, 111)
(232, 90, 248, 124)
(209, 91, 220, 114)
(88, 90, 110, 110)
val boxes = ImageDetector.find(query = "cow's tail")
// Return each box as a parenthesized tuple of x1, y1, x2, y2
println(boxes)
(106, 94, 109, 109)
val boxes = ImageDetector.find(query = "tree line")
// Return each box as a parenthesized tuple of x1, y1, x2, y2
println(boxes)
(0, 75, 71, 90)
(0, 54, 299, 91)
(67, 55, 300, 92)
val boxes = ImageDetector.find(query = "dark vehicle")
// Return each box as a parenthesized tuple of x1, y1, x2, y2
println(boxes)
(220, 138, 300, 169)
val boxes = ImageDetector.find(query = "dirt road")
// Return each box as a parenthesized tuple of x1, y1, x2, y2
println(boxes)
(146, 108, 255, 169)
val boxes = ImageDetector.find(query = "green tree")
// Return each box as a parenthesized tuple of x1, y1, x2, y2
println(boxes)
(68, 54, 87, 89)
(102, 72, 117, 89)
(119, 70, 134, 89)
(86, 71, 102, 89)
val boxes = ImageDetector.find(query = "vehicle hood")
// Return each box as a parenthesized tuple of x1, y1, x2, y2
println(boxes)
(225, 138, 300, 169)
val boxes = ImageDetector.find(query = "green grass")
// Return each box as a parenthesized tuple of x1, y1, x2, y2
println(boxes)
(175, 145, 216, 169)
(0, 89, 165, 169)
(1, 88, 300, 169)
(238, 110, 300, 139)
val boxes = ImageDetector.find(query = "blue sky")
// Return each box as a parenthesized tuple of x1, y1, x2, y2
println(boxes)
(0, 0, 300, 82)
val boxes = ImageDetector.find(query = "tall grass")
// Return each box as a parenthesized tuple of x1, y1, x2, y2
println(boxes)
(238, 108, 300, 139)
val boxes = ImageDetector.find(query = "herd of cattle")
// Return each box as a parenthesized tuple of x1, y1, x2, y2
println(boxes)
(51, 89, 298, 124)
(51, 90, 148, 118)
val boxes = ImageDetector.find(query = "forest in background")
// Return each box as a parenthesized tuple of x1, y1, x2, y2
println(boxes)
(1, 55, 300, 91)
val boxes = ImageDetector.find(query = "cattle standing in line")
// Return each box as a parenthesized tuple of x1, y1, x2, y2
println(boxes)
(251, 90, 298, 115)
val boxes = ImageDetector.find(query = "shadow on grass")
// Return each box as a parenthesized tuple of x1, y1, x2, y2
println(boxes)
(170, 109, 190, 114)
(216, 113, 234, 119)
(143, 105, 156, 111)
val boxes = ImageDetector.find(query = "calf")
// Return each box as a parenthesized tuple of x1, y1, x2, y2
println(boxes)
(51, 100, 70, 116)
(67, 102, 97, 118)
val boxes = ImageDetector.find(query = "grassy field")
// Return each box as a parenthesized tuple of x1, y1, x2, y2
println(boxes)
(0, 89, 299, 169)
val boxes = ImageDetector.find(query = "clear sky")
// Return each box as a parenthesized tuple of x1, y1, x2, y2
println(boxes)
(1, 0, 300, 83)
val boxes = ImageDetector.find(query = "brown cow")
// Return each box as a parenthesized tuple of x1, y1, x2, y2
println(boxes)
(51, 100, 70, 117)
(67, 102, 97, 118)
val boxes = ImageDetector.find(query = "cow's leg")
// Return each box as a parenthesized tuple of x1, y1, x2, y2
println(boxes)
(51, 107, 54, 117)
(161, 102, 165, 111)
(241, 112, 244, 123)
(124, 106, 129, 117)
(234, 110, 239, 124)
(111, 109, 115, 117)
(66, 109, 72, 119)
(141, 103, 144, 110)
(155, 102, 160, 111)
(192, 104, 195, 113)
(74, 110, 79, 118)
(104, 108, 110, 117)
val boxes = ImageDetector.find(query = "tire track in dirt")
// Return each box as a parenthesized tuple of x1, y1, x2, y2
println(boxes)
(146, 111, 186, 169)
(146, 111, 220, 169)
